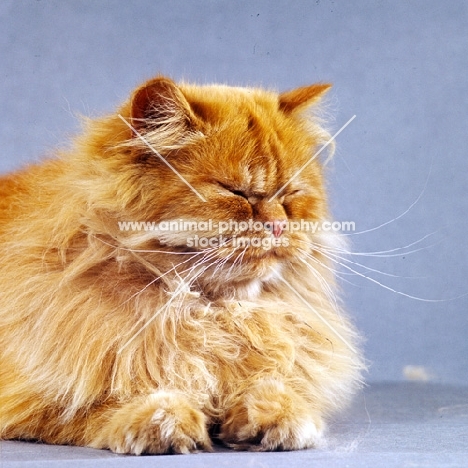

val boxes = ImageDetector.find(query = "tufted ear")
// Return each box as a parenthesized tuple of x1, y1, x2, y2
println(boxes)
(130, 76, 198, 132)
(279, 83, 331, 114)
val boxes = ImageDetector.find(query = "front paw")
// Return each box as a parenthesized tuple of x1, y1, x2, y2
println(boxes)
(220, 379, 323, 451)
(92, 391, 212, 455)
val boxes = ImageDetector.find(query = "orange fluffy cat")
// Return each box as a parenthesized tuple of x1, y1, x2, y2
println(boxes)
(0, 76, 363, 454)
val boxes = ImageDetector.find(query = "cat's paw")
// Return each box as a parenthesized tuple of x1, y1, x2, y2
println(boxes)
(220, 379, 323, 451)
(92, 391, 212, 455)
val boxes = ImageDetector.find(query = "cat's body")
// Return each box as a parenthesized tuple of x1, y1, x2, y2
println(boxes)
(0, 76, 363, 454)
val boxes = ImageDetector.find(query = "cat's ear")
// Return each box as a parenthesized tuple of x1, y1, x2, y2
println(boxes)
(130, 77, 197, 132)
(279, 83, 331, 114)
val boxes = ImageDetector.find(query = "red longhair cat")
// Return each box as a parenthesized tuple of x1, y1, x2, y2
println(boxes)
(0, 76, 363, 454)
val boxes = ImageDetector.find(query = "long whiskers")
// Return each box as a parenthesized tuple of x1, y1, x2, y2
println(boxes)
(298, 247, 359, 284)
(293, 253, 341, 310)
(226, 246, 249, 279)
(313, 232, 439, 259)
(301, 243, 420, 280)
(346, 158, 433, 236)
(116, 246, 225, 353)
(315, 245, 462, 302)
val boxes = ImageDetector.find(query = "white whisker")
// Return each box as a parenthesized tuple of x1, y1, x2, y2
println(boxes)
(227, 246, 248, 278)
(296, 257, 341, 310)
(298, 248, 359, 284)
(314, 247, 422, 280)
(346, 161, 432, 236)
(273, 269, 359, 355)
(307, 232, 438, 258)
(318, 248, 464, 302)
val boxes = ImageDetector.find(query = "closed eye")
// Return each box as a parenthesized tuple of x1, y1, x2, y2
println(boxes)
(218, 182, 248, 200)
(231, 189, 248, 199)
(284, 189, 303, 198)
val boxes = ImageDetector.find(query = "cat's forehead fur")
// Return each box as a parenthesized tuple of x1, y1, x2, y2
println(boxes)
(178, 83, 324, 191)
(130, 76, 329, 135)
(181, 83, 278, 114)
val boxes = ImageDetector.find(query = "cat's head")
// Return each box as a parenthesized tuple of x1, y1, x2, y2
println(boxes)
(89, 76, 333, 298)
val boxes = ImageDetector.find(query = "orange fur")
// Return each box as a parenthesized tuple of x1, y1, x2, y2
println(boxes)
(0, 76, 363, 454)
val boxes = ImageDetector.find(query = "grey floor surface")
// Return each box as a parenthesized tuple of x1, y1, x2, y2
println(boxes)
(1, 382, 467, 468)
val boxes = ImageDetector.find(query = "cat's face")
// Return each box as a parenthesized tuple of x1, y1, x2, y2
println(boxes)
(112, 78, 332, 295)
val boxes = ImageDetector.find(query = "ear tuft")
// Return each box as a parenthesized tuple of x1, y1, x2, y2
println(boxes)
(130, 76, 195, 132)
(279, 83, 332, 114)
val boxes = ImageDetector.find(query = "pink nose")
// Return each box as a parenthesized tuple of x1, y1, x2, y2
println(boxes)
(270, 220, 287, 238)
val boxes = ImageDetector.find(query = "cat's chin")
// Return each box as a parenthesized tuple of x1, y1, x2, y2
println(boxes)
(233, 265, 282, 300)
(198, 260, 284, 301)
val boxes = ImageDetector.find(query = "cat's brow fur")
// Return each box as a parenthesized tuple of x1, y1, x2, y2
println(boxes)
(0, 76, 363, 454)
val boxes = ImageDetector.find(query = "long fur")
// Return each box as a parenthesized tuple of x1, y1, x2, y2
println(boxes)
(0, 76, 363, 454)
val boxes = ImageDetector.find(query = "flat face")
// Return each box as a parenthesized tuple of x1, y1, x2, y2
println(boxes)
(122, 82, 330, 288)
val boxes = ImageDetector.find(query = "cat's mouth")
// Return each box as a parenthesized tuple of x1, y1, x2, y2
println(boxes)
(191, 234, 292, 260)
(244, 247, 285, 260)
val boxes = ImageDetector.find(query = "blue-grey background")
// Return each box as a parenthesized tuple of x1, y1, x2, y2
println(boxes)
(1, 0, 467, 384)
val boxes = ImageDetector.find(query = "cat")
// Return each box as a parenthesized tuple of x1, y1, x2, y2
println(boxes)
(0, 75, 363, 454)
